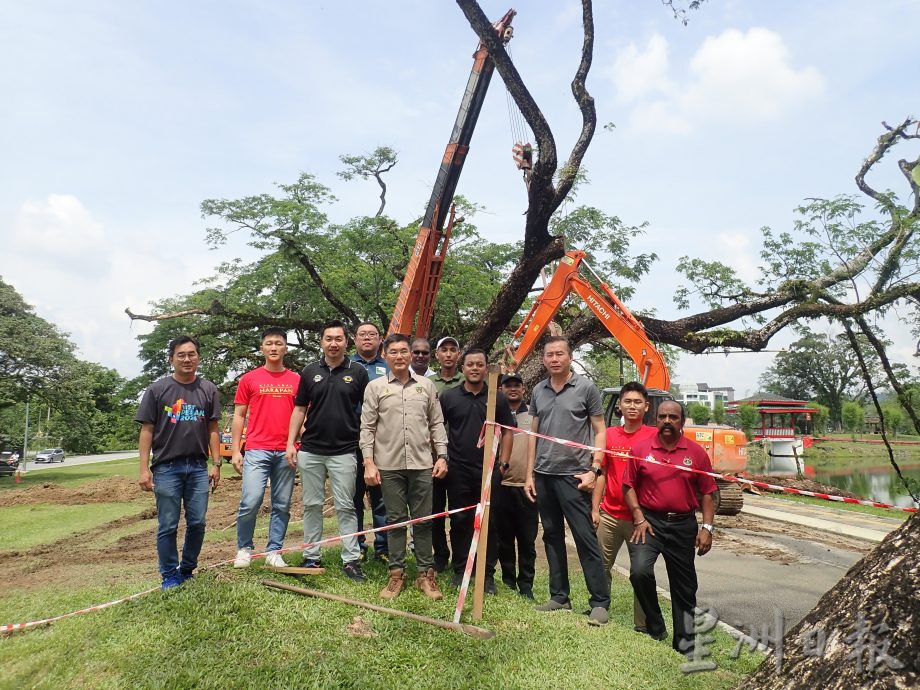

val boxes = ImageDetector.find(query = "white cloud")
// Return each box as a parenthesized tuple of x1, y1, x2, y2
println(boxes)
(13, 194, 105, 255)
(609, 28, 825, 133)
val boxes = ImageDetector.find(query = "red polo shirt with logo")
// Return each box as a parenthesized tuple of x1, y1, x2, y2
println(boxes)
(623, 434, 718, 514)
(601, 425, 658, 520)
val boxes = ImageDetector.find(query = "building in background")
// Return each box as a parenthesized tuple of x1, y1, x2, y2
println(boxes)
(674, 383, 735, 409)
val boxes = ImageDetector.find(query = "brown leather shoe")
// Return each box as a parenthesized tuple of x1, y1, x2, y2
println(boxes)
(380, 568, 405, 600)
(415, 568, 443, 601)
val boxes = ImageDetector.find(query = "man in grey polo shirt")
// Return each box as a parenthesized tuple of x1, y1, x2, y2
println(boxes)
(524, 335, 610, 625)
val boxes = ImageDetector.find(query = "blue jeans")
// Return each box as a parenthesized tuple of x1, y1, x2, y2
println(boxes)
(152, 459, 210, 578)
(236, 449, 295, 552)
(298, 450, 360, 563)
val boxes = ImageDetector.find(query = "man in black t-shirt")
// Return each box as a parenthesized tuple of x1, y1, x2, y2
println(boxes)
(286, 320, 369, 581)
(136, 336, 221, 590)
(439, 349, 515, 592)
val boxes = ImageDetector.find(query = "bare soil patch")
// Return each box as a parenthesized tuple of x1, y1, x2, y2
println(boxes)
(746, 475, 861, 499)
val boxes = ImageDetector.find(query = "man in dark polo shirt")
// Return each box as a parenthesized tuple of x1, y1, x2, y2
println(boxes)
(351, 321, 389, 562)
(428, 335, 464, 572)
(623, 399, 716, 653)
(524, 336, 610, 626)
(286, 319, 369, 581)
(439, 349, 514, 592)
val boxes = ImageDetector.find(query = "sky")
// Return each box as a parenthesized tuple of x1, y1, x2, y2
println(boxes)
(1, 0, 918, 397)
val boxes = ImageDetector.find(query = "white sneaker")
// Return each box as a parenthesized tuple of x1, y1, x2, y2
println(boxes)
(233, 547, 252, 568)
(265, 552, 287, 568)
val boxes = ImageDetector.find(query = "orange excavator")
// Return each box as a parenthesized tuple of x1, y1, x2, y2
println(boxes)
(387, 9, 517, 338)
(506, 250, 747, 515)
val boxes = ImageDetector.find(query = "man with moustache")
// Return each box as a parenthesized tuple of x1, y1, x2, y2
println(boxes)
(591, 381, 657, 632)
(439, 349, 515, 593)
(286, 319, 369, 581)
(232, 328, 301, 569)
(410, 337, 435, 377)
(623, 399, 717, 652)
(351, 321, 390, 562)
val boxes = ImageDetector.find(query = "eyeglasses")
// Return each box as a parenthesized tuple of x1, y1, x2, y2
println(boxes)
(173, 353, 199, 361)
(412, 350, 430, 356)
(356, 333, 378, 339)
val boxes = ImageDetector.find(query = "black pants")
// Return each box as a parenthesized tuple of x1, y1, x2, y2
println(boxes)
(446, 464, 499, 577)
(535, 472, 610, 609)
(354, 455, 388, 554)
(431, 475, 450, 568)
(495, 483, 538, 593)
(627, 510, 699, 652)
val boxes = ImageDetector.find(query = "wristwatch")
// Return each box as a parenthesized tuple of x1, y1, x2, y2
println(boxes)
(590, 466, 603, 477)
(501, 462, 510, 470)
(701, 523, 714, 534)
(437, 454, 448, 462)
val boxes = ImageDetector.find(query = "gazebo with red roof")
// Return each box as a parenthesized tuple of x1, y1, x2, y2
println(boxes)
(726, 393, 819, 443)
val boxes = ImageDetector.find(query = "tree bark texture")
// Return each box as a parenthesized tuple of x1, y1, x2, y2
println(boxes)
(735, 515, 918, 689)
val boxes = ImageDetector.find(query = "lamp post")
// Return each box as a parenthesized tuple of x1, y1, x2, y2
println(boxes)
(22, 396, 31, 474)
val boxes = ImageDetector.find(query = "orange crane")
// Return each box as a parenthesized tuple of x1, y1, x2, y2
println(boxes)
(506, 249, 747, 515)
(387, 9, 517, 338)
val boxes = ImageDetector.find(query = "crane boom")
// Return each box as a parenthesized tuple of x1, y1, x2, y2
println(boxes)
(388, 8, 516, 338)
(508, 250, 671, 390)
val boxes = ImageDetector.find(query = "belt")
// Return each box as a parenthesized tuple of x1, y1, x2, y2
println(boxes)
(643, 508, 694, 522)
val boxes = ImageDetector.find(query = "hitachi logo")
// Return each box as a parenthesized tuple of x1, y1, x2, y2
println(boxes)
(587, 295, 611, 320)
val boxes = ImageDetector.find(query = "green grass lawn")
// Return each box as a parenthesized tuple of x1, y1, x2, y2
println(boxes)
(757, 489, 913, 520)
(0, 458, 140, 491)
(0, 502, 147, 551)
(0, 552, 763, 690)
(0, 458, 764, 688)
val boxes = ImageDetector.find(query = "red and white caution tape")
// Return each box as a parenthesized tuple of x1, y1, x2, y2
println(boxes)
(1, 503, 478, 635)
(486, 421, 918, 515)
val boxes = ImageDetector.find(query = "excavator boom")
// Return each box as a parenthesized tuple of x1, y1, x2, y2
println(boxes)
(508, 250, 670, 390)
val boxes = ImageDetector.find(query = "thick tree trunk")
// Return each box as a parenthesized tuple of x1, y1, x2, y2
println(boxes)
(735, 514, 918, 689)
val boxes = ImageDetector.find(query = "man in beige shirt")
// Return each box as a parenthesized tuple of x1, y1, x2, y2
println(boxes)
(360, 333, 449, 600)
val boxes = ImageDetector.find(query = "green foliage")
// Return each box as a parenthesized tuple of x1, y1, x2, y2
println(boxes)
(759, 328, 889, 425)
(737, 403, 759, 441)
(841, 401, 865, 438)
(711, 399, 726, 425)
(809, 402, 830, 435)
(0, 280, 138, 454)
(687, 401, 711, 425)
(879, 400, 904, 437)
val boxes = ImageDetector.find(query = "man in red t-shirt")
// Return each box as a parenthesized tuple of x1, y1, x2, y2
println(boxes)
(623, 399, 717, 654)
(592, 381, 656, 633)
(232, 328, 301, 569)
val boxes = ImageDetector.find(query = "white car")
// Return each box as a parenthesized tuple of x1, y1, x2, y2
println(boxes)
(34, 448, 65, 463)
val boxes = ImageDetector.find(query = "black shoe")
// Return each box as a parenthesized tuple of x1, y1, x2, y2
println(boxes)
(501, 576, 517, 590)
(518, 589, 535, 600)
(359, 543, 369, 562)
(301, 557, 322, 569)
(374, 551, 389, 564)
(649, 629, 668, 641)
(433, 556, 449, 573)
(484, 575, 497, 595)
(450, 572, 464, 589)
(343, 561, 367, 582)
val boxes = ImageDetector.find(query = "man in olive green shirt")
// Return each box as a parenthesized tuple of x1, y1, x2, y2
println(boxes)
(428, 335, 464, 571)
(360, 334, 449, 601)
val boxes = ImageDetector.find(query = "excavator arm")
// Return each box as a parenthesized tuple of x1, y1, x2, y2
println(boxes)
(508, 250, 670, 390)
(388, 9, 516, 338)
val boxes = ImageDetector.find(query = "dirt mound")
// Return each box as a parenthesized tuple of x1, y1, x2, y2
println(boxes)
(747, 474, 861, 499)
(4, 476, 145, 506)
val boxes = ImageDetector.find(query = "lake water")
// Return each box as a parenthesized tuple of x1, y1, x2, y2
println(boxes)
(767, 455, 920, 509)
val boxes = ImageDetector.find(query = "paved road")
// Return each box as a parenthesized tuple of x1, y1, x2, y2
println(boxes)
(21, 450, 137, 472)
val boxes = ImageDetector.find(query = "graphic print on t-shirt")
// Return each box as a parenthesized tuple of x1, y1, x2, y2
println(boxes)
(257, 382, 296, 396)
(163, 398, 206, 424)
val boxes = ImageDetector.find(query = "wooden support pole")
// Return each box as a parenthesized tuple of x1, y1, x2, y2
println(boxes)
(471, 365, 500, 621)
(261, 579, 495, 639)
